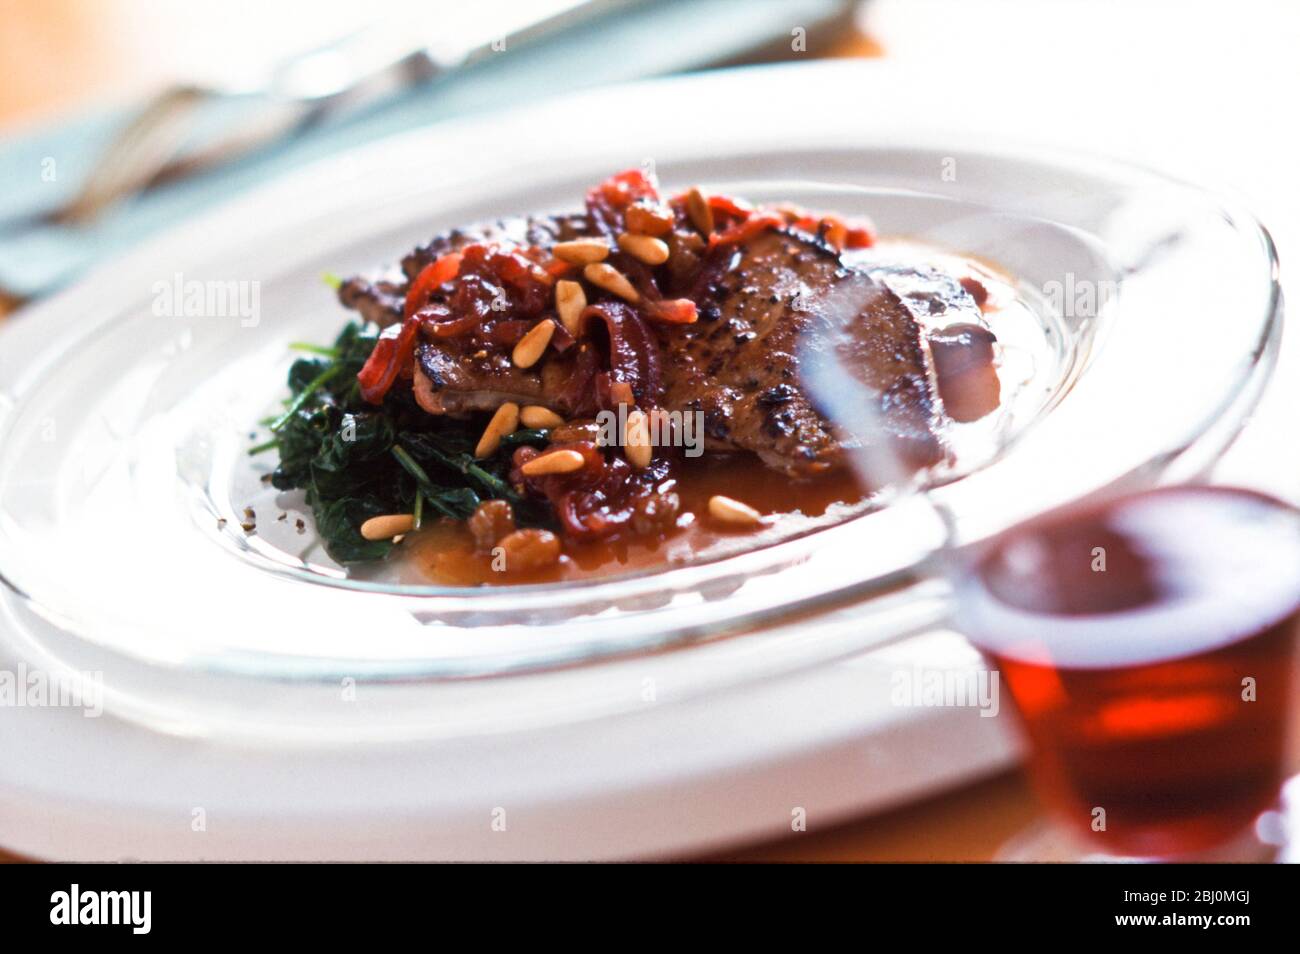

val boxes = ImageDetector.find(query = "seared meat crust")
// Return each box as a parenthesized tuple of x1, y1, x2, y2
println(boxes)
(661, 228, 945, 474)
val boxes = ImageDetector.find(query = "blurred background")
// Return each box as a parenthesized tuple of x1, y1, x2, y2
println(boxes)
(0, 0, 871, 312)
(1, 0, 1297, 861)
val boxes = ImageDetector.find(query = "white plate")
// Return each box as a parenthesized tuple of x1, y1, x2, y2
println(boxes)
(0, 60, 1281, 859)
(0, 116, 1276, 687)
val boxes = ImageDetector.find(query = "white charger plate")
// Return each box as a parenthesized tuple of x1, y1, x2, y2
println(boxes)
(0, 60, 1281, 859)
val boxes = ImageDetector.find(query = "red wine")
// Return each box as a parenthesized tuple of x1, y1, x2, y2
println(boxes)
(958, 486, 1300, 857)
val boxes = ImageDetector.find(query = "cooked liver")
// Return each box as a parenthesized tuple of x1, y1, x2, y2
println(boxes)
(339, 215, 983, 476)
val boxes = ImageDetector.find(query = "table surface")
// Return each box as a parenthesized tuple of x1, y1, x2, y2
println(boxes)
(1, 0, 1293, 863)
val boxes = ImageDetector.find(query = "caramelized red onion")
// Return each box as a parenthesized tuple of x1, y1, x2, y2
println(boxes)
(578, 302, 662, 410)
(512, 440, 675, 541)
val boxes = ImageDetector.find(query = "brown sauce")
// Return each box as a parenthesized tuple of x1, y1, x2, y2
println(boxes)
(399, 454, 866, 586)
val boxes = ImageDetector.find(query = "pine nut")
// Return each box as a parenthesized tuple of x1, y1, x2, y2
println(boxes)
(360, 513, 416, 540)
(520, 405, 565, 429)
(555, 279, 586, 335)
(708, 494, 763, 527)
(512, 318, 556, 369)
(583, 263, 640, 303)
(474, 402, 519, 458)
(617, 232, 670, 265)
(625, 409, 652, 469)
(553, 239, 610, 265)
(686, 187, 714, 236)
(520, 449, 586, 476)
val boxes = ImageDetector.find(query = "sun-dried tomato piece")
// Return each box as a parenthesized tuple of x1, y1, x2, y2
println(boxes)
(645, 297, 698, 324)
(357, 314, 420, 403)
(403, 252, 462, 319)
(709, 211, 786, 248)
(586, 168, 662, 235)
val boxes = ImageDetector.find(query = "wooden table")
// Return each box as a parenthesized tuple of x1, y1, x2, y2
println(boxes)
(0, 0, 1077, 862)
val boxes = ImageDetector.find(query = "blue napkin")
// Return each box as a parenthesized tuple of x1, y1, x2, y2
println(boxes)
(0, 0, 852, 299)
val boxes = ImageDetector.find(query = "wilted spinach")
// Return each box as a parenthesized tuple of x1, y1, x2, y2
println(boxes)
(252, 321, 551, 564)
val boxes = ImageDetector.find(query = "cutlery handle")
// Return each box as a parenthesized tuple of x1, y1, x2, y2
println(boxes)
(56, 85, 207, 227)
(269, 26, 445, 109)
